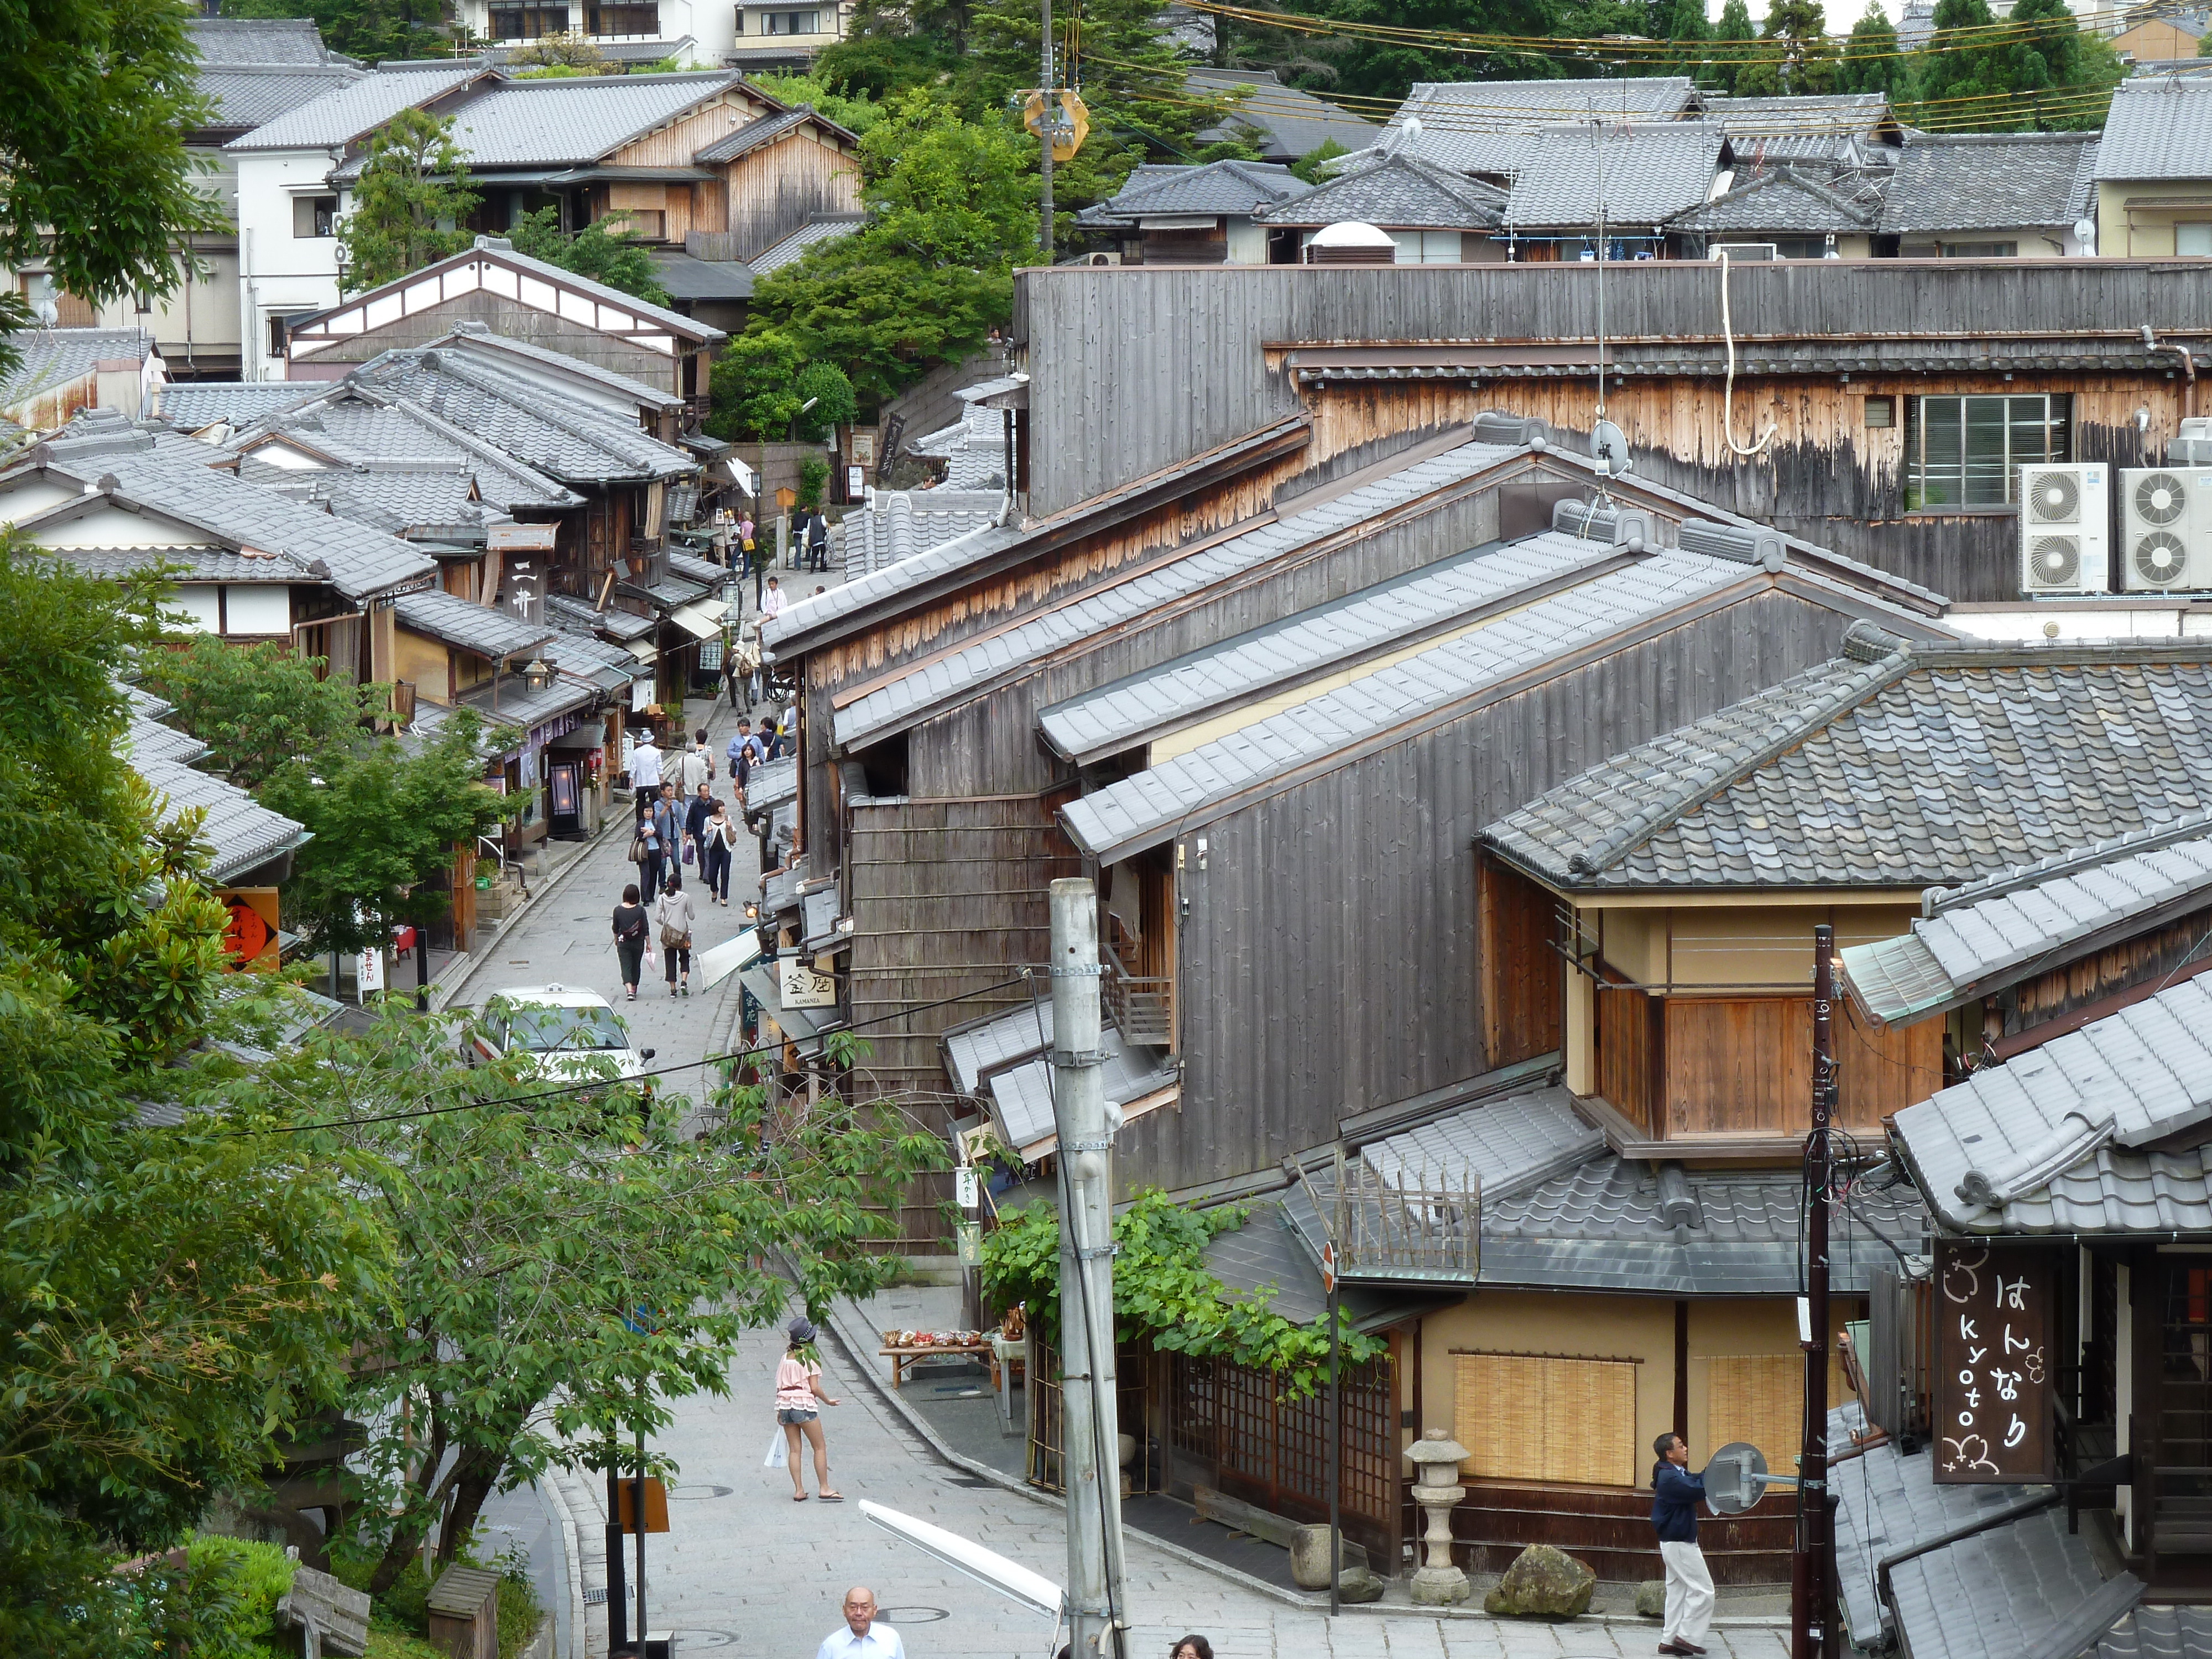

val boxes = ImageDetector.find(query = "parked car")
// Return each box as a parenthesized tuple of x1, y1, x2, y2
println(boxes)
(471, 985, 655, 1090)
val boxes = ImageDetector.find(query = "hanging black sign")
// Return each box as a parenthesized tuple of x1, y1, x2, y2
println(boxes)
(1933, 1241, 2056, 1484)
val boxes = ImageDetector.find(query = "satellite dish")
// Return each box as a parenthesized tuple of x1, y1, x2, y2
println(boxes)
(1702, 1440, 1800, 1515)
(1592, 419, 1633, 477)
(2074, 217, 2097, 251)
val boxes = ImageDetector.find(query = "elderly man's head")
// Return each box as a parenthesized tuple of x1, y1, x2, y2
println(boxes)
(842, 1587, 878, 1636)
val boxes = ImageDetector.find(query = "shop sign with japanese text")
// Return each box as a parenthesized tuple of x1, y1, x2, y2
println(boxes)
(1934, 1240, 2055, 1483)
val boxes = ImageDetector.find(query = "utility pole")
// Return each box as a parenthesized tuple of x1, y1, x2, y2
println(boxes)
(1326, 1251, 1342, 1618)
(1039, 0, 1055, 262)
(1794, 924, 1837, 1659)
(1050, 878, 1125, 1659)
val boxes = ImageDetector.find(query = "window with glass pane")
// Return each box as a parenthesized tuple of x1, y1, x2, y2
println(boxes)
(1905, 394, 2070, 508)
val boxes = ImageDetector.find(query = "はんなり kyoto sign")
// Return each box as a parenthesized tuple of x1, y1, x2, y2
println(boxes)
(1934, 1240, 2056, 1483)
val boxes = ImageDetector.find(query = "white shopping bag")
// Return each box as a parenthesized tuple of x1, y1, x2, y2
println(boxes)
(764, 1428, 788, 1469)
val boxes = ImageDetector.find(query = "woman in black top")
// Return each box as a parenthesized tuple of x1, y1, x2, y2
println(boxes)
(611, 882, 649, 1000)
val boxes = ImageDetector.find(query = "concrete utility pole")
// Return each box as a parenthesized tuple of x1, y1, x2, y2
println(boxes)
(1050, 878, 1126, 1659)
(1794, 925, 1837, 1659)
(1040, 0, 1055, 262)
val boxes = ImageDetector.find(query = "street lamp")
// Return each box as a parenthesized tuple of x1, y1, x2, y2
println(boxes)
(523, 656, 554, 691)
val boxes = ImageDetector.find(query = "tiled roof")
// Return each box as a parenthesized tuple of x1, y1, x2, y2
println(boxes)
(1880, 132, 2099, 234)
(156, 382, 320, 431)
(1256, 149, 1505, 230)
(225, 61, 488, 152)
(231, 388, 581, 513)
(395, 590, 550, 659)
(1481, 634, 2212, 893)
(2098, 1606, 2212, 1659)
(0, 328, 152, 414)
(1840, 812, 2212, 1027)
(1670, 164, 1881, 234)
(132, 750, 310, 884)
(348, 348, 697, 483)
(541, 619, 646, 691)
(456, 671, 594, 731)
(941, 998, 1053, 1097)
(1892, 974, 2212, 1235)
(1385, 77, 1700, 177)
(186, 17, 348, 66)
(1888, 1506, 2138, 1659)
(1188, 68, 1379, 164)
(546, 592, 654, 641)
(41, 545, 317, 584)
(1504, 122, 1729, 229)
(2097, 75, 2212, 181)
(748, 213, 863, 275)
(649, 251, 755, 301)
(844, 489, 1005, 581)
(198, 65, 366, 132)
(1700, 92, 1898, 165)
(125, 708, 210, 766)
(1359, 1086, 1602, 1201)
(745, 754, 797, 814)
(986, 1028, 1177, 1157)
(432, 71, 743, 167)
(1037, 527, 1629, 767)
(1083, 158, 1311, 224)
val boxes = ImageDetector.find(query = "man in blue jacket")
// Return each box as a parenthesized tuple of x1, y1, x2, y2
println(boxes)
(1650, 1432, 1713, 1656)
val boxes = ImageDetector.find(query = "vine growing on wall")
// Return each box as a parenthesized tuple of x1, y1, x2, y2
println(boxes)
(979, 1189, 1385, 1400)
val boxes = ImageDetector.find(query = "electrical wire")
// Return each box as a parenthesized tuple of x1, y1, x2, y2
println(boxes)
(179, 972, 1033, 1136)
(1716, 248, 1777, 458)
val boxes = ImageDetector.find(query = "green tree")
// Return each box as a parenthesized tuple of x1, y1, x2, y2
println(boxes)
(505, 205, 674, 306)
(0, 539, 378, 1651)
(750, 68, 885, 134)
(256, 717, 512, 957)
(0, 0, 228, 377)
(739, 90, 1036, 408)
(795, 361, 859, 439)
(706, 328, 808, 441)
(1838, 4, 1901, 96)
(262, 1024, 944, 1589)
(1289, 137, 1350, 182)
(1711, 0, 1769, 93)
(1734, 0, 1837, 95)
(220, 0, 440, 69)
(137, 636, 375, 791)
(1274, 0, 1563, 104)
(337, 109, 480, 294)
(796, 452, 831, 509)
(1658, 0, 1717, 82)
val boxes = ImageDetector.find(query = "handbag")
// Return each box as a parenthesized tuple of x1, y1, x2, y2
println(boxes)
(629, 833, 646, 863)
(682, 839, 695, 865)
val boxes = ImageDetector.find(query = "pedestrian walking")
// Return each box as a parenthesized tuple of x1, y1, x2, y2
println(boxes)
(700, 800, 738, 903)
(611, 882, 649, 1000)
(628, 728, 662, 794)
(684, 779, 717, 862)
(779, 1317, 847, 1507)
(816, 1588, 895, 1659)
(634, 792, 667, 904)
(676, 729, 712, 795)
(1651, 1432, 1713, 1656)
(654, 872, 696, 996)
(648, 783, 682, 904)
(738, 512, 757, 577)
(761, 576, 786, 622)
(807, 509, 830, 571)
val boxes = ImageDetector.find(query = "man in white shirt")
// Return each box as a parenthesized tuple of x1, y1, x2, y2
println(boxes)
(629, 731, 661, 792)
(761, 576, 786, 620)
(816, 1587, 903, 1659)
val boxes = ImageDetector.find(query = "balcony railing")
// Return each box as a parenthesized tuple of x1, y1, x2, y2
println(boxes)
(1301, 1147, 1479, 1285)
(1103, 957, 1173, 1048)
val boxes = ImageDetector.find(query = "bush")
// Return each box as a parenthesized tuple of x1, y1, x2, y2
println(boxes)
(796, 454, 830, 509)
(183, 1535, 298, 1658)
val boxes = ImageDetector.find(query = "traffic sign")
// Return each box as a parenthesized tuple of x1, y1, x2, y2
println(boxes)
(1320, 1241, 1337, 1296)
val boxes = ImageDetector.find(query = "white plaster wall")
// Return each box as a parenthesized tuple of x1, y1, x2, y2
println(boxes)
(235, 148, 348, 382)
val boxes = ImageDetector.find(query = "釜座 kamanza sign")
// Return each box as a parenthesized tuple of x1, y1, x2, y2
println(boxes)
(779, 953, 837, 1009)
(1934, 1241, 2056, 1483)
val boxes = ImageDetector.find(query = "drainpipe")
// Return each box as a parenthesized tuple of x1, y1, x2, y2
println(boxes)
(2144, 324, 2197, 420)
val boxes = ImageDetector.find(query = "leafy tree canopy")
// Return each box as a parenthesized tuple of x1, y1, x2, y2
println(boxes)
(505, 205, 674, 306)
(1734, 0, 1837, 95)
(1910, 0, 2117, 129)
(219, 0, 442, 70)
(138, 637, 376, 792)
(1838, 4, 1901, 96)
(750, 68, 886, 134)
(337, 109, 479, 295)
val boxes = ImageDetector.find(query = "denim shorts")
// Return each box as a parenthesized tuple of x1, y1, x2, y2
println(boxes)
(778, 1406, 818, 1425)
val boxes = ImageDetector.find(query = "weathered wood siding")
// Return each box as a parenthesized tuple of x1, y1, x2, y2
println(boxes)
(844, 795, 1082, 1098)
(722, 132, 860, 263)
(1126, 587, 1877, 1194)
(289, 291, 682, 395)
(1478, 858, 1562, 1068)
(608, 91, 776, 169)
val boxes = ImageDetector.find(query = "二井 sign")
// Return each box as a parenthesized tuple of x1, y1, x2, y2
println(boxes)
(1933, 1241, 2054, 1484)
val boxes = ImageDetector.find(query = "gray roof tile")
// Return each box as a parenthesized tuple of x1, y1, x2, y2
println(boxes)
(186, 17, 349, 66)
(232, 387, 580, 513)
(1841, 811, 2212, 1026)
(748, 214, 862, 275)
(2096, 76, 2212, 182)
(1360, 1085, 1603, 1201)
(1188, 69, 1379, 165)
(1084, 158, 1311, 224)
(1893, 974, 2212, 1235)
(1881, 132, 2100, 234)
(1887, 1506, 2132, 1659)
(546, 593, 654, 641)
(434, 71, 743, 168)
(1505, 122, 1729, 229)
(197, 64, 366, 132)
(985, 1027, 1176, 1156)
(225, 60, 488, 151)
(1256, 149, 1504, 231)
(941, 998, 1053, 1097)
(156, 382, 320, 431)
(694, 102, 852, 164)
(395, 589, 550, 659)
(649, 251, 754, 301)
(1670, 164, 1881, 234)
(1385, 77, 1701, 177)
(1483, 638, 2212, 893)
(2099, 1605, 2212, 1658)
(132, 750, 309, 883)
(844, 489, 1005, 581)
(0, 328, 153, 415)
(1037, 527, 1625, 766)
(838, 441, 1524, 752)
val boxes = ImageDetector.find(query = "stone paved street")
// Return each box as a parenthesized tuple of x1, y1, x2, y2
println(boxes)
(559, 1318, 1790, 1659)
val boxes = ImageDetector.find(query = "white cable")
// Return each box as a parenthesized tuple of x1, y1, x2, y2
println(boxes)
(1717, 249, 1778, 459)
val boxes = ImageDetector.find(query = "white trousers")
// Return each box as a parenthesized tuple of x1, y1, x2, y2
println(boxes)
(1660, 1538, 1714, 1647)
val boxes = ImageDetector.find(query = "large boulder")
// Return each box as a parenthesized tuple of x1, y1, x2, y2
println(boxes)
(1481, 1544, 1597, 1620)
(1635, 1578, 1668, 1619)
(1337, 1567, 1387, 1604)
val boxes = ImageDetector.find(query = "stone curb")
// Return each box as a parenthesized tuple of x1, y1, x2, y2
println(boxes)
(432, 810, 627, 1014)
(537, 1471, 591, 1659)
(819, 1295, 1790, 1632)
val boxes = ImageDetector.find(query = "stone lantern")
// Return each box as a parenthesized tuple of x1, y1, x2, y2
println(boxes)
(1406, 1428, 1470, 1605)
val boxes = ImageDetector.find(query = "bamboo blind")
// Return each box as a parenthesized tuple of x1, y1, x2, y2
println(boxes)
(1705, 1355, 1802, 1469)
(1454, 1353, 1638, 1488)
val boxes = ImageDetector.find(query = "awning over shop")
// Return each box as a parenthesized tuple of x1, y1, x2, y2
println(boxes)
(667, 598, 731, 639)
(626, 639, 659, 662)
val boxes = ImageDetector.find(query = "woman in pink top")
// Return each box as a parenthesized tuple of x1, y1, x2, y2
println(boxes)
(776, 1315, 842, 1501)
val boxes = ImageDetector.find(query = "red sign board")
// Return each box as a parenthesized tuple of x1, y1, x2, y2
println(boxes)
(1933, 1241, 2056, 1483)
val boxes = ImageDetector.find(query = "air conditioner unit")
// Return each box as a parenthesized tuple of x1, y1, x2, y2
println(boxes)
(1712, 242, 1778, 262)
(2121, 467, 2212, 591)
(2017, 463, 2109, 594)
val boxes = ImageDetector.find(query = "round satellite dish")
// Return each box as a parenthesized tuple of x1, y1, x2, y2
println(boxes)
(1308, 220, 1396, 251)
(2074, 217, 2097, 248)
(1702, 1440, 1767, 1516)
(1592, 419, 1632, 476)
